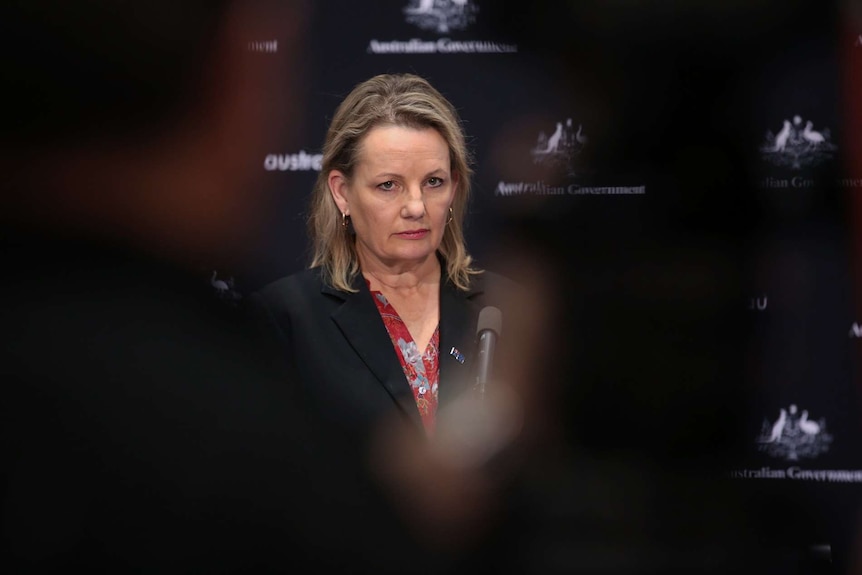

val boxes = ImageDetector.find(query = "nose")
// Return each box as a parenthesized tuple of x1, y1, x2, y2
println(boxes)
(401, 184, 426, 219)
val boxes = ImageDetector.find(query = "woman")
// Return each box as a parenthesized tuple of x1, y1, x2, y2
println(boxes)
(250, 73, 518, 446)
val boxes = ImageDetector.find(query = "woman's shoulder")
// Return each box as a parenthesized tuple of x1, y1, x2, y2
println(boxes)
(460, 269, 529, 315)
(251, 267, 324, 307)
(468, 269, 524, 297)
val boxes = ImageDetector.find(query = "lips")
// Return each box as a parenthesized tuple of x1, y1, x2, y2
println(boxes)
(395, 229, 430, 239)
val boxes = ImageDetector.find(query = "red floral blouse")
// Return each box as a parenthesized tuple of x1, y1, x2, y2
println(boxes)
(370, 289, 439, 435)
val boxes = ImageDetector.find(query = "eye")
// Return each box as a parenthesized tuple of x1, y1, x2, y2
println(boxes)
(378, 180, 395, 191)
(427, 177, 444, 187)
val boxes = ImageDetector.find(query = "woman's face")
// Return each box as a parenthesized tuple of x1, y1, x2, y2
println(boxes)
(329, 125, 457, 272)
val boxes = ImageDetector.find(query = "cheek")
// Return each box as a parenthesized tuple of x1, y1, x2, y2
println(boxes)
(353, 206, 386, 237)
(433, 197, 453, 221)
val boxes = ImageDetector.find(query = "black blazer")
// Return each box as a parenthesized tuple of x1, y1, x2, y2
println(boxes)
(249, 265, 517, 443)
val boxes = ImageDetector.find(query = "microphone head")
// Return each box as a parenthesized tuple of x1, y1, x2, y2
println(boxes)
(477, 306, 503, 337)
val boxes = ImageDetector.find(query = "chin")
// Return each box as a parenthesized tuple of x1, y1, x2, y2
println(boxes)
(392, 248, 437, 265)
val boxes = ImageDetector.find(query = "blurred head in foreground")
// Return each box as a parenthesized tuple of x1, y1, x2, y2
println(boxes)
(0, 0, 306, 268)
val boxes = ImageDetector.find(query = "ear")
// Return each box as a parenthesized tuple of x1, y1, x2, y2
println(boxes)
(328, 170, 350, 215)
(451, 170, 460, 196)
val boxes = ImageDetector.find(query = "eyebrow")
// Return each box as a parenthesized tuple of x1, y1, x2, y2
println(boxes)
(371, 168, 449, 180)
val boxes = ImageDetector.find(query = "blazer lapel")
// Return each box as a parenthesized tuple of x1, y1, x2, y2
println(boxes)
(438, 276, 485, 404)
(324, 277, 424, 429)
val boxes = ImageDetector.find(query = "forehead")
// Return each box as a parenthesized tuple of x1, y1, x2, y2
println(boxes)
(355, 125, 450, 169)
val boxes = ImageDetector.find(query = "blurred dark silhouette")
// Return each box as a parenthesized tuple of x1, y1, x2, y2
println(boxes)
(470, 0, 856, 573)
(0, 2, 452, 573)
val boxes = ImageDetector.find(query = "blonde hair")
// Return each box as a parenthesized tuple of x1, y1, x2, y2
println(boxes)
(308, 73, 480, 292)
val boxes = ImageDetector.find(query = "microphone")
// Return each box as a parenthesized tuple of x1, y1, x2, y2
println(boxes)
(475, 306, 502, 396)
(433, 305, 521, 470)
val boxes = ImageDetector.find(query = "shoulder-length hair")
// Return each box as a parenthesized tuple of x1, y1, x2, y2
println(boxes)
(308, 73, 481, 292)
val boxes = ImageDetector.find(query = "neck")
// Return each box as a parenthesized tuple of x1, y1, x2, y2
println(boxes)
(361, 254, 441, 292)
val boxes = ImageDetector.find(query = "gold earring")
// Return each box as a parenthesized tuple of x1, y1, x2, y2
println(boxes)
(446, 206, 453, 224)
(341, 212, 348, 228)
